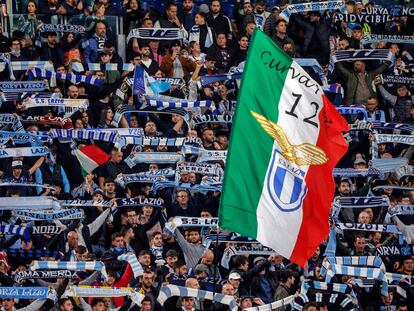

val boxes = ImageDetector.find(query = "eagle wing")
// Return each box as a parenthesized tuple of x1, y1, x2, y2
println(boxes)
(250, 111, 292, 153)
(295, 143, 328, 165)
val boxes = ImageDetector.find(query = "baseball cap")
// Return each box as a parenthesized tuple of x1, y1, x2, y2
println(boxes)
(354, 154, 366, 165)
(228, 272, 243, 280)
(12, 160, 23, 169)
(253, 256, 266, 265)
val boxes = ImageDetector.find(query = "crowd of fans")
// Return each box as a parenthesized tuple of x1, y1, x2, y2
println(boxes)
(0, 0, 414, 310)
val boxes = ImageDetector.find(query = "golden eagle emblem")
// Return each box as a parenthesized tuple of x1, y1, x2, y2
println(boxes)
(251, 111, 328, 166)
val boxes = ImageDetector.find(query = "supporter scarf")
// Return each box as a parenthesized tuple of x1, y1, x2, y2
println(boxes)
(221, 246, 273, 269)
(332, 50, 393, 63)
(127, 28, 183, 42)
(336, 107, 368, 120)
(376, 244, 414, 257)
(112, 105, 190, 127)
(144, 99, 219, 115)
(115, 128, 145, 136)
(280, 0, 344, 22)
(31, 261, 108, 279)
(28, 68, 102, 87)
(332, 167, 382, 178)
(0, 225, 31, 242)
(59, 199, 111, 207)
(115, 136, 186, 149)
(21, 115, 73, 129)
(157, 77, 186, 90)
(25, 98, 89, 110)
(167, 274, 227, 289)
(0, 131, 42, 146)
(49, 129, 118, 143)
(157, 285, 238, 311)
(334, 10, 392, 24)
(200, 72, 243, 86)
(183, 136, 203, 147)
(0, 114, 24, 132)
(301, 281, 353, 295)
(0, 196, 61, 210)
(380, 74, 414, 86)
(0, 53, 15, 81)
(325, 256, 385, 270)
(245, 296, 295, 311)
(372, 121, 414, 133)
(15, 208, 84, 221)
(0, 146, 48, 158)
(14, 269, 76, 284)
(377, 134, 414, 145)
(197, 149, 227, 163)
(0, 81, 48, 93)
(387, 205, 414, 217)
(38, 24, 85, 33)
(202, 234, 257, 247)
(171, 217, 218, 228)
(349, 120, 373, 131)
(4, 249, 63, 260)
(0, 287, 49, 299)
(116, 171, 175, 187)
(192, 114, 233, 126)
(336, 196, 389, 208)
(177, 162, 223, 176)
(335, 222, 401, 234)
(116, 197, 164, 208)
(72, 63, 134, 72)
(65, 285, 145, 305)
(1, 61, 54, 72)
(395, 165, 414, 179)
(322, 83, 344, 105)
(371, 157, 409, 173)
(151, 181, 222, 193)
(124, 152, 184, 168)
(360, 35, 414, 47)
(32, 225, 63, 234)
(117, 253, 144, 278)
(3, 91, 57, 102)
(324, 227, 337, 257)
(0, 179, 55, 190)
(293, 293, 356, 310)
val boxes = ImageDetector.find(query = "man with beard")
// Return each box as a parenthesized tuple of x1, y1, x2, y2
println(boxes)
(206, 0, 233, 41)
(179, 0, 196, 32)
(336, 178, 354, 223)
(140, 44, 160, 75)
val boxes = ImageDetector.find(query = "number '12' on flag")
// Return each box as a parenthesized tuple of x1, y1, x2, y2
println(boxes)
(219, 29, 349, 267)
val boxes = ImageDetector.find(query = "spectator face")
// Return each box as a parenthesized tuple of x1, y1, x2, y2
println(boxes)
(186, 278, 200, 289)
(141, 46, 150, 57)
(365, 98, 378, 112)
(241, 298, 253, 309)
(139, 254, 151, 266)
(12, 167, 22, 179)
(243, 3, 253, 14)
(127, 211, 138, 224)
(68, 86, 79, 99)
(143, 205, 153, 217)
(276, 21, 287, 34)
(27, 1, 36, 14)
(222, 284, 235, 296)
(397, 85, 408, 97)
(402, 196, 411, 205)
(93, 192, 103, 201)
(141, 301, 152, 311)
(130, 115, 138, 127)
(357, 211, 370, 224)
(142, 19, 153, 28)
(100, 53, 111, 64)
(145, 122, 157, 135)
(311, 247, 320, 261)
(372, 232, 382, 244)
(353, 61, 365, 73)
(390, 44, 400, 55)
(397, 306, 408, 311)
(183, 0, 193, 11)
(256, 3, 265, 14)
(354, 237, 366, 253)
(177, 191, 189, 205)
(202, 251, 214, 265)
(129, 0, 139, 10)
(182, 298, 195, 311)
(195, 13, 205, 25)
(217, 34, 227, 48)
(239, 36, 249, 49)
(188, 173, 196, 184)
(47, 34, 57, 45)
(337, 39, 349, 50)
(202, 129, 215, 144)
(338, 181, 350, 195)
(92, 301, 105, 311)
(11, 40, 21, 53)
(111, 151, 123, 163)
(148, 164, 159, 171)
(67, 232, 79, 249)
(60, 300, 74, 311)
(132, 55, 141, 66)
(151, 234, 163, 247)
(104, 182, 116, 194)
(188, 231, 200, 244)
(352, 29, 362, 40)
(229, 278, 240, 289)
(140, 272, 154, 288)
(95, 23, 106, 37)
(167, 5, 178, 20)
(177, 264, 188, 275)
(74, 119, 83, 129)
(166, 256, 177, 266)
(245, 23, 256, 36)
(2, 299, 14, 311)
(201, 210, 212, 218)
(211, 1, 221, 14)
(403, 259, 414, 274)
(382, 292, 393, 305)
(149, 40, 159, 50)
(112, 236, 124, 247)
(21, 239, 33, 250)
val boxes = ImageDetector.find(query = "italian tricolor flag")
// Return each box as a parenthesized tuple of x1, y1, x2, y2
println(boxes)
(219, 30, 349, 267)
(73, 144, 110, 176)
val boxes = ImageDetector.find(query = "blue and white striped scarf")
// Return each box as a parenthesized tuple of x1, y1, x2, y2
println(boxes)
(371, 157, 409, 173)
(157, 285, 238, 311)
(28, 67, 102, 87)
(124, 152, 184, 168)
(244, 296, 295, 311)
(0, 114, 24, 132)
(360, 35, 414, 48)
(0, 196, 61, 210)
(0, 146, 49, 158)
(192, 114, 233, 126)
(280, 0, 344, 22)
(372, 121, 414, 133)
(15, 208, 84, 221)
(0, 179, 55, 190)
(332, 167, 382, 178)
(0, 225, 31, 242)
(72, 63, 135, 72)
(387, 205, 414, 217)
(38, 24, 85, 33)
(336, 196, 389, 208)
(116, 197, 164, 208)
(31, 261, 108, 279)
(335, 222, 401, 234)
(151, 181, 222, 194)
(3, 61, 54, 72)
(117, 253, 144, 278)
(332, 50, 393, 63)
(144, 99, 219, 115)
(0, 131, 43, 146)
(293, 293, 356, 311)
(127, 28, 184, 43)
(0, 287, 50, 300)
(376, 134, 414, 145)
(49, 129, 118, 143)
(2, 249, 63, 259)
(115, 136, 186, 149)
